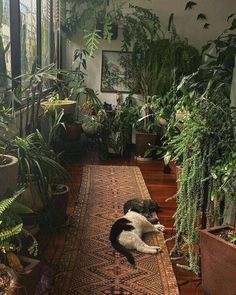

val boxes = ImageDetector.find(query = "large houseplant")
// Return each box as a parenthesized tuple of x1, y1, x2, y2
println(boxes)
(119, 5, 200, 158)
(169, 20, 236, 274)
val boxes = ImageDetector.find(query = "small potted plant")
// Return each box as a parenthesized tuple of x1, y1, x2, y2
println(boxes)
(0, 108, 19, 197)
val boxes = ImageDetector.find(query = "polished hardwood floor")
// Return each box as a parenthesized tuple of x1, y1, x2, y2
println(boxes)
(44, 149, 204, 295)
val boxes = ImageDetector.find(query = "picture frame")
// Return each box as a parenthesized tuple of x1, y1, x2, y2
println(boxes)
(101, 50, 133, 93)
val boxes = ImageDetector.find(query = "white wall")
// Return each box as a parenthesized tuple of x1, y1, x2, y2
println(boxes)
(66, 0, 236, 105)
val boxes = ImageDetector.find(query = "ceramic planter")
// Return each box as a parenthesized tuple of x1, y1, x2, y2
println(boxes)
(135, 132, 156, 158)
(199, 225, 236, 295)
(41, 100, 76, 115)
(0, 154, 19, 198)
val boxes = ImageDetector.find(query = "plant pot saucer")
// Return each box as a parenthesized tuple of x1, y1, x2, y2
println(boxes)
(135, 155, 153, 161)
(17, 256, 40, 275)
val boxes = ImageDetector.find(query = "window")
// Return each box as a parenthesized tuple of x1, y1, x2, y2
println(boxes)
(20, 0, 37, 74)
(0, 0, 11, 86)
(41, 0, 51, 66)
(0, 0, 61, 104)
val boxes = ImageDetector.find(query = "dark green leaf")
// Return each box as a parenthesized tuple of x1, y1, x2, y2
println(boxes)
(185, 1, 197, 10)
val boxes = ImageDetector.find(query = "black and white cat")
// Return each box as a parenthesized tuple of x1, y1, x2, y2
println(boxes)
(109, 210, 165, 265)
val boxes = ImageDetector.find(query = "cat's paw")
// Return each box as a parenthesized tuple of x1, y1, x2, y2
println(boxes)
(155, 246, 162, 253)
(155, 224, 165, 232)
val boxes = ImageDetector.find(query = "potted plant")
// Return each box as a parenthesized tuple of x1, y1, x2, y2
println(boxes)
(40, 94, 77, 115)
(168, 21, 236, 274)
(0, 108, 19, 197)
(63, 49, 88, 141)
(4, 130, 70, 230)
(51, 184, 70, 226)
(63, 0, 124, 55)
(0, 263, 17, 295)
(0, 189, 39, 274)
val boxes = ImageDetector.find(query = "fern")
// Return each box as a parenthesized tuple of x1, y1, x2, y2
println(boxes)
(83, 29, 101, 56)
(0, 224, 23, 242)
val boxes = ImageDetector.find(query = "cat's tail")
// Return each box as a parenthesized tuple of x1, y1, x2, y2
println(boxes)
(109, 218, 135, 265)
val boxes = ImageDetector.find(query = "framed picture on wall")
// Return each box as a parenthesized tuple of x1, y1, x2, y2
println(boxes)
(101, 50, 133, 93)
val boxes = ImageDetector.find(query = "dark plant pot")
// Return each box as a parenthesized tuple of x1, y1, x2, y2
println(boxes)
(21, 213, 40, 235)
(96, 22, 118, 40)
(199, 225, 236, 295)
(135, 132, 156, 158)
(66, 122, 83, 141)
(0, 154, 19, 198)
(52, 184, 70, 225)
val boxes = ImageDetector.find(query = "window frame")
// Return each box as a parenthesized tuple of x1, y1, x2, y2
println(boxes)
(8, 0, 58, 91)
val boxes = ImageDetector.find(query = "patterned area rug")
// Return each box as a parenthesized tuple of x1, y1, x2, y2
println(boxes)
(52, 165, 179, 295)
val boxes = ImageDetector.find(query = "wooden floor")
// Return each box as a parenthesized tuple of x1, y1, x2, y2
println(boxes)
(44, 149, 204, 295)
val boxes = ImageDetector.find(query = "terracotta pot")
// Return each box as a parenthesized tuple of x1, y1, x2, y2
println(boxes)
(41, 100, 76, 115)
(52, 184, 70, 225)
(0, 264, 17, 295)
(0, 154, 19, 198)
(66, 122, 83, 141)
(199, 225, 236, 295)
(135, 132, 156, 158)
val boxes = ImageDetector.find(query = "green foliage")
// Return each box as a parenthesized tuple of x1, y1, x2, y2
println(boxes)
(169, 23, 236, 274)
(99, 103, 140, 157)
(5, 130, 69, 207)
(121, 4, 163, 52)
(0, 189, 38, 256)
(83, 30, 101, 57)
(63, 0, 123, 54)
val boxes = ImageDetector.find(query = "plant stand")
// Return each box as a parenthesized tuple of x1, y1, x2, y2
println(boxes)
(199, 225, 236, 295)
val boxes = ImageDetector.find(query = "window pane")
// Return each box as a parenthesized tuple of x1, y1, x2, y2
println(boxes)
(0, 0, 11, 89)
(41, 0, 51, 66)
(20, 0, 37, 75)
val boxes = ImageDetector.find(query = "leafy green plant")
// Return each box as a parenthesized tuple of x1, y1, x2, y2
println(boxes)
(169, 20, 236, 274)
(0, 188, 38, 257)
(63, 0, 124, 55)
(5, 130, 69, 208)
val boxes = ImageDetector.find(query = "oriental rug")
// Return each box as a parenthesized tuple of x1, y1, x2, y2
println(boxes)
(51, 165, 179, 295)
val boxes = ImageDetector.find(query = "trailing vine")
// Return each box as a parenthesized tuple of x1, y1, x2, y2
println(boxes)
(168, 20, 236, 273)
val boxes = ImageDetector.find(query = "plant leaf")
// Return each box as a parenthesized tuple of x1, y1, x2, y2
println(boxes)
(197, 13, 207, 21)
(185, 1, 197, 10)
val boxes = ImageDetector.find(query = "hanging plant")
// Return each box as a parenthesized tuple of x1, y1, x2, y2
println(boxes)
(169, 21, 236, 273)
